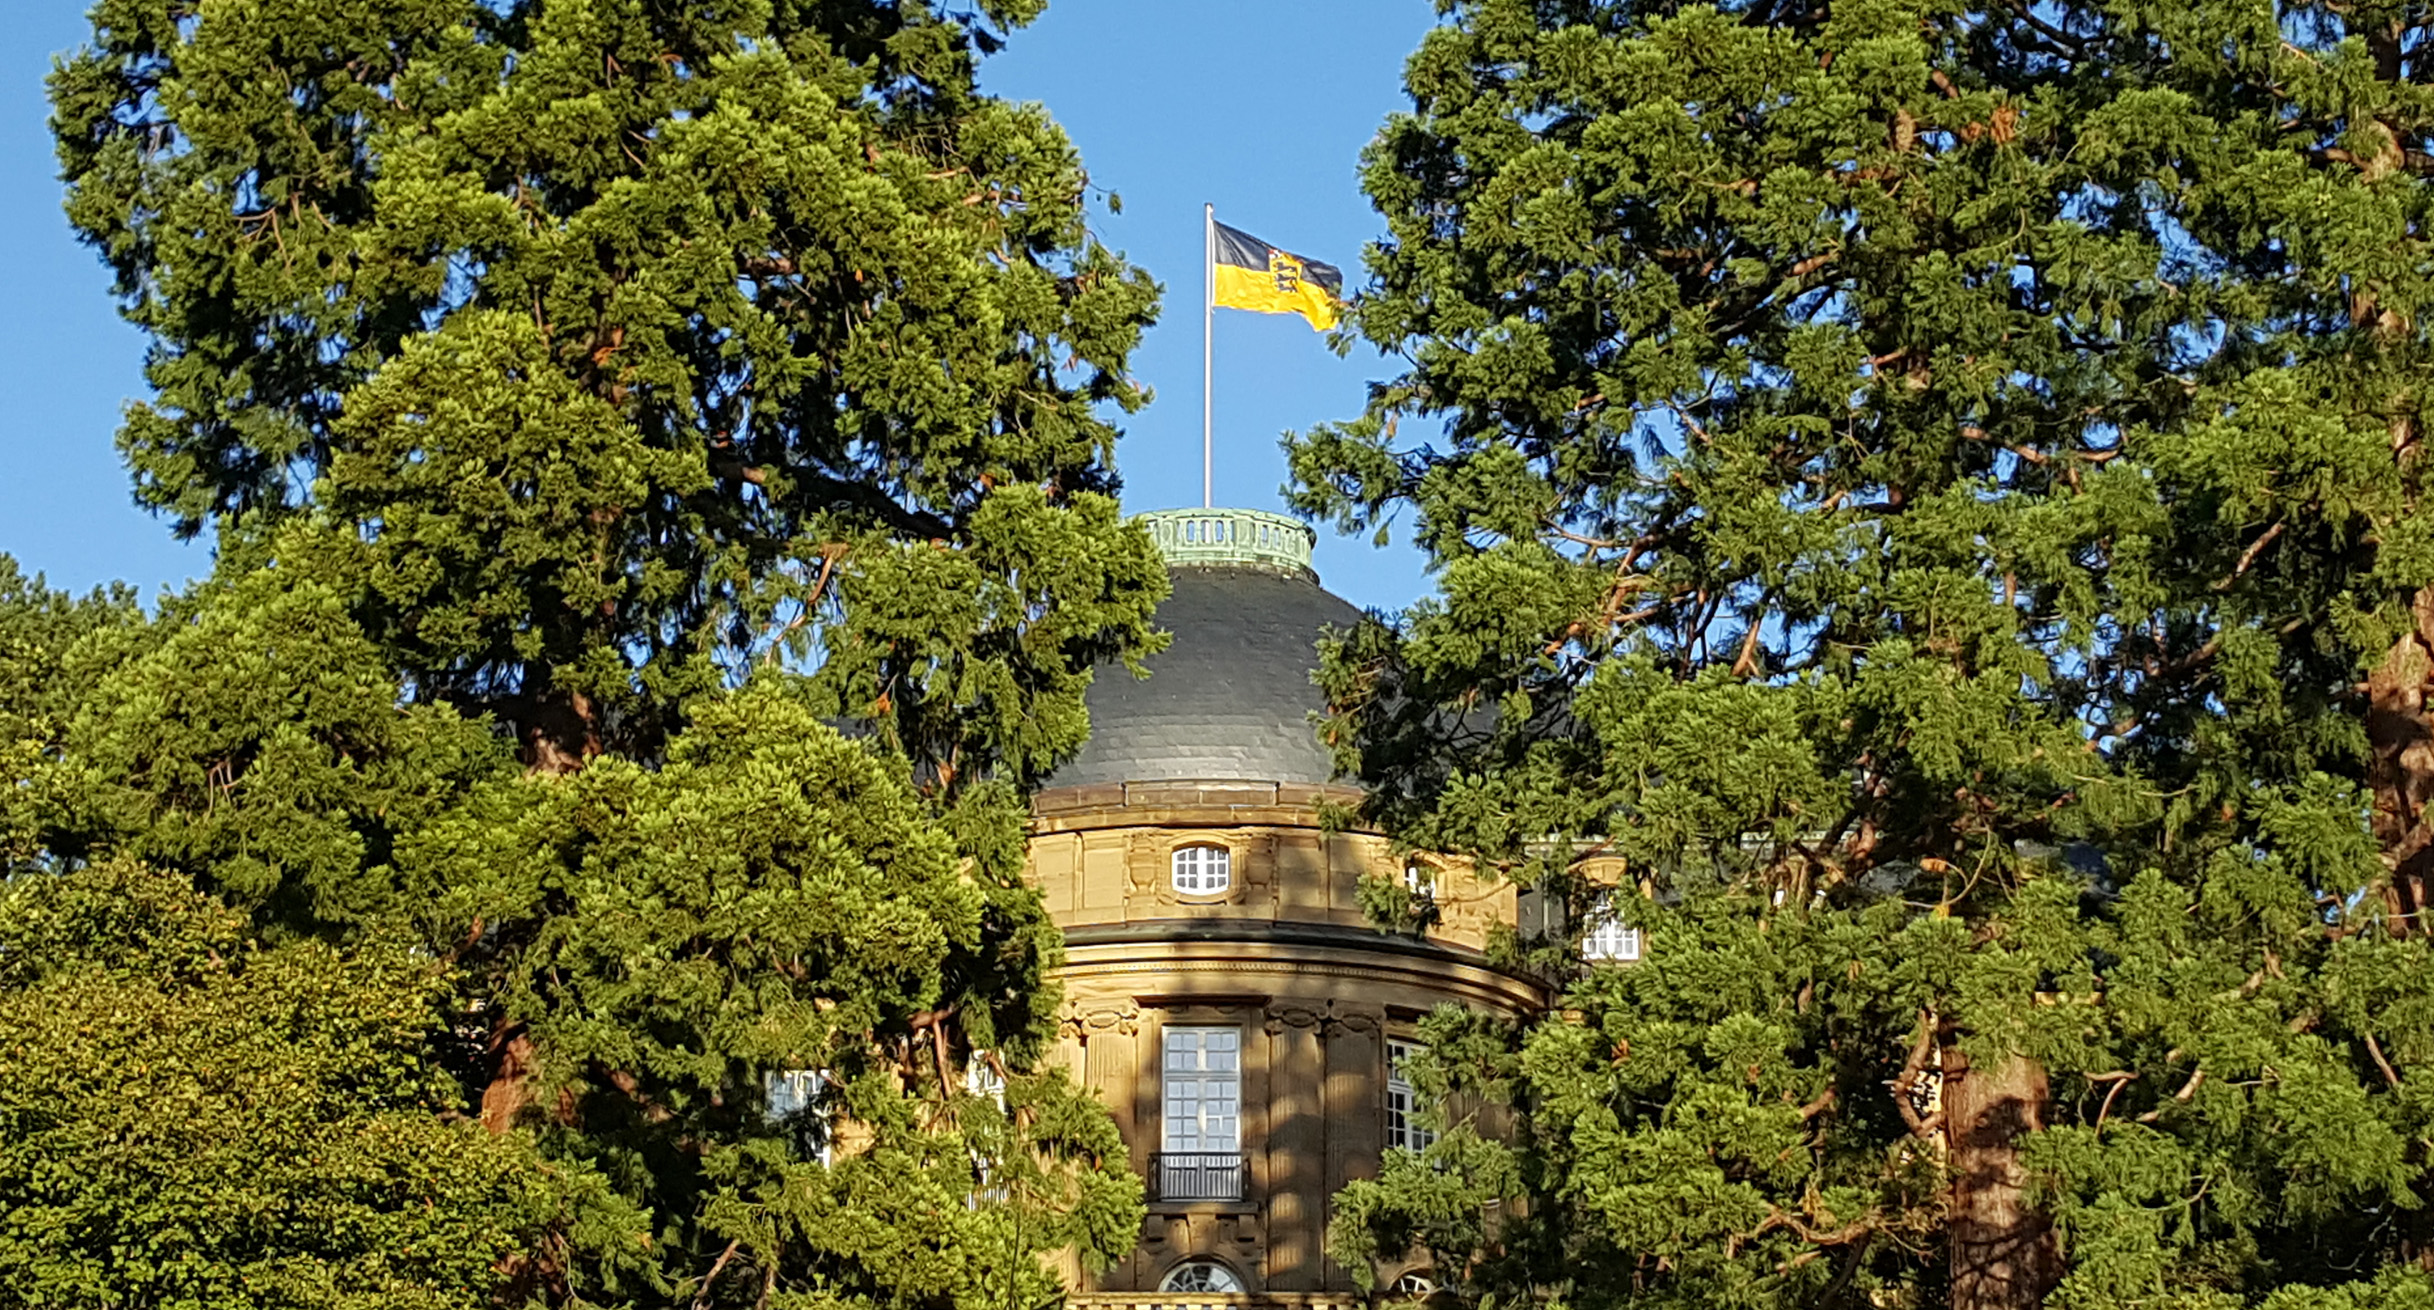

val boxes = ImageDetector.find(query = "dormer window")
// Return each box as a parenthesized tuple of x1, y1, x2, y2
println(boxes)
(1171, 844, 1232, 894)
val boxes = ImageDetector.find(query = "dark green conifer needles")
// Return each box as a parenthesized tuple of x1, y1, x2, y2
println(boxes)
(7, 2, 1165, 1306)
(1301, 1, 2434, 1306)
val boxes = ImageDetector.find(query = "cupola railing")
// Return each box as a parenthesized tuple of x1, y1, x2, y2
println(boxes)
(1137, 508, 1315, 577)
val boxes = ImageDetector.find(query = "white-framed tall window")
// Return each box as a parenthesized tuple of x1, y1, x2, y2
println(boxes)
(1402, 859, 1431, 896)
(1172, 844, 1232, 894)
(965, 1052, 1009, 1204)
(1159, 1026, 1243, 1199)
(1385, 1039, 1436, 1153)
(965, 1052, 1007, 1109)
(1581, 892, 1643, 962)
(765, 1069, 833, 1165)
(1162, 1027, 1241, 1155)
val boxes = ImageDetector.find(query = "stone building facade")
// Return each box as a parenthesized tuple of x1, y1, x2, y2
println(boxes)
(1026, 510, 1549, 1308)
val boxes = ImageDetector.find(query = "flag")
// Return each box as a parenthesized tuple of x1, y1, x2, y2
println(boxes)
(1212, 221, 1342, 331)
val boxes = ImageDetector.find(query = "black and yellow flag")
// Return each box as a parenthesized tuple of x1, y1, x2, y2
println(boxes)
(1212, 221, 1343, 331)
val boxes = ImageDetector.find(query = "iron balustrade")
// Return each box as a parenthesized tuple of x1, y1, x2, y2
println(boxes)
(1149, 1152, 1248, 1202)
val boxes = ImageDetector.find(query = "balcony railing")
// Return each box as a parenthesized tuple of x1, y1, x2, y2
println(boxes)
(1149, 1151, 1249, 1202)
(1070, 1285, 1363, 1295)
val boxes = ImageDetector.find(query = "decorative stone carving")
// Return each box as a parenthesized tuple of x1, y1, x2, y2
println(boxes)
(1263, 1005, 1324, 1036)
(1323, 1010, 1381, 1039)
(1244, 832, 1278, 910)
(1125, 831, 1166, 913)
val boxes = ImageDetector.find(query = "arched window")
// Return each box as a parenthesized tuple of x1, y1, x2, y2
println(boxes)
(1171, 844, 1232, 894)
(1393, 1272, 1436, 1297)
(1160, 1261, 1245, 1293)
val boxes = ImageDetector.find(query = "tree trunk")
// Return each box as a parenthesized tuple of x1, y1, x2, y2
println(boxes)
(2366, 585, 2434, 936)
(1945, 1046, 2059, 1310)
(516, 683, 602, 776)
(481, 1025, 538, 1135)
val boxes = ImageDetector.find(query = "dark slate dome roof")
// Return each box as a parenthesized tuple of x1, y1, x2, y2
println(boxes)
(1050, 509, 1362, 789)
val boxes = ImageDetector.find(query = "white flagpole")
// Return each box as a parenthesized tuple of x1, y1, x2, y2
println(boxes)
(1203, 202, 1215, 509)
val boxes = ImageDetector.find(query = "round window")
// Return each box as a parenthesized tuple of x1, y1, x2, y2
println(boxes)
(1171, 844, 1232, 894)
(1160, 1261, 1245, 1293)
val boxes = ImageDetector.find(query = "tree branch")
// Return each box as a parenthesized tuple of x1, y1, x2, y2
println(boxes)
(693, 1240, 743, 1310)
(2366, 1031, 2404, 1089)
(2213, 521, 2285, 591)
(1889, 1009, 1941, 1140)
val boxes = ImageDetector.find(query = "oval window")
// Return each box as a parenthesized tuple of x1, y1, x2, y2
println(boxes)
(1171, 844, 1232, 894)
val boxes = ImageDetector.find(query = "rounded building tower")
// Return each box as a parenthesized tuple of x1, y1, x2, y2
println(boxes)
(1028, 509, 1544, 1306)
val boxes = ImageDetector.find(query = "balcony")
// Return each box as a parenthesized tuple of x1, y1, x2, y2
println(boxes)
(1149, 1151, 1249, 1202)
(1075, 1285, 1363, 1295)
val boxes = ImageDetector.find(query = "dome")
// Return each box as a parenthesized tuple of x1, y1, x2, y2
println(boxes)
(1049, 509, 1362, 789)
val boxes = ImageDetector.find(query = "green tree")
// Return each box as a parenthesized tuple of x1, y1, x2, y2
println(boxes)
(51, 0, 1166, 778)
(3, 558, 1144, 1307)
(0, 857, 556, 1310)
(405, 681, 1141, 1305)
(1297, 0, 2434, 1306)
(40, 2, 1167, 1303)
(0, 557, 142, 869)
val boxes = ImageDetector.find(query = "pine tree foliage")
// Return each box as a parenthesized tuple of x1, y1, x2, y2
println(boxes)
(2, 557, 1145, 1308)
(50, 566, 513, 933)
(51, 0, 1168, 776)
(403, 682, 1141, 1304)
(1297, 0, 2434, 1305)
(33, 3, 1164, 1304)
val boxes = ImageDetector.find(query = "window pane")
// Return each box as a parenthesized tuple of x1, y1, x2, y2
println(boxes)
(1386, 1039, 1435, 1153)
(1171, 844, 1233, 894)
(1163, 1026, 1242, 1154)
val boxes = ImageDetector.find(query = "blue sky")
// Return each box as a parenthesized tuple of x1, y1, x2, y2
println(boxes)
(0, 1, 1438, 613)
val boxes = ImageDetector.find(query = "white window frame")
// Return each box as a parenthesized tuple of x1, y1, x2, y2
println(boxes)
(1581, 892, 1643, 962)
(765, 1068, 834, 1165)
(1160, 1026, 1244, 1201)
(1385, 1039, 1436, 1154)
(1402, 859, 1431, 896)
(1171, 843, 1232, 895)
(1161, 1026, 1242, 1155)
(965, 1052, 1007, 1110)
(965, 1052, 1010, 1205)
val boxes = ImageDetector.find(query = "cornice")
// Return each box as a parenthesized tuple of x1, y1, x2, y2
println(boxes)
(1031, 779, 1369, 833)
(1055, 919, 1550, 1013)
